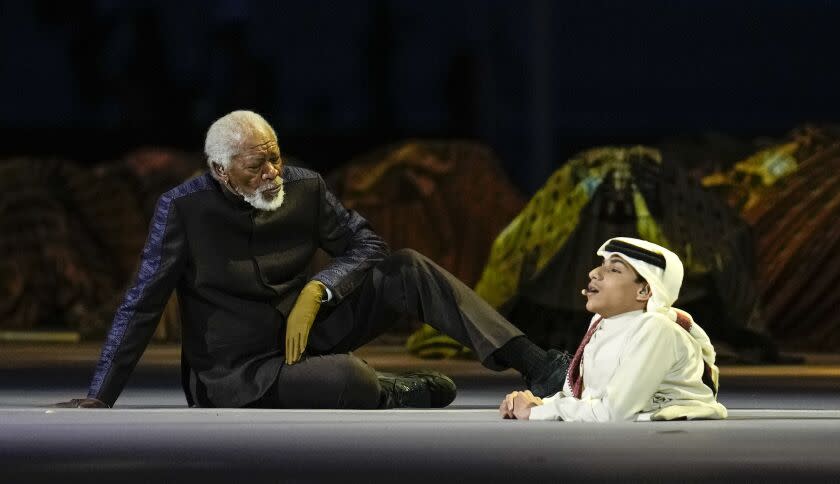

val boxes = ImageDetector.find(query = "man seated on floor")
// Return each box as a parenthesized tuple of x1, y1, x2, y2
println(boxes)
(57, 110, 571, 410)
(499, 237, 727, 422)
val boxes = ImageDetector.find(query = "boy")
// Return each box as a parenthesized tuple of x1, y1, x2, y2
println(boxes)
(499, 237, 727, 422)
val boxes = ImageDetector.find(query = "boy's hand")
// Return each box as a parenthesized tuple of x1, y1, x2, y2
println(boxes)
(499, 390, 543, 420)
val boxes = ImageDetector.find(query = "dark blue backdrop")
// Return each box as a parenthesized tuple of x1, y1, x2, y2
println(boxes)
(1, 0, 838, 192)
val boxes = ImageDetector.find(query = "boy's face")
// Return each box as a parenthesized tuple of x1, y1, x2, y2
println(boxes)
(583, 255, 650, 318)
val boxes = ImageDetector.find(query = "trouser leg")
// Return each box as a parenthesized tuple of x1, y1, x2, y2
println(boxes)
(323, 248, 524, 370)
(250, 354, 381, 409)
(269, 248, 535, 409)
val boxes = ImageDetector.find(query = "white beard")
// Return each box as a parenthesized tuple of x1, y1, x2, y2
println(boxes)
(242, 180, 285, 211)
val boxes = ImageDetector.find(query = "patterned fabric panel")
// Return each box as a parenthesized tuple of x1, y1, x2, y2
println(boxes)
(88, 174, 213, 398)
(312, 180, 389, 298)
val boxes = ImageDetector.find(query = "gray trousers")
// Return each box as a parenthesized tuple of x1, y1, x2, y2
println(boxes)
(251, 248, 524, 409)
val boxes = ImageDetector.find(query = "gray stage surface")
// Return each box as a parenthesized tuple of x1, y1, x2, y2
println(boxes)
(2, 344, 840, 482)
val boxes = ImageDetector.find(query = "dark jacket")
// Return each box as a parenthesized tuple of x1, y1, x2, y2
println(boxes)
(87, 167, 389, 407)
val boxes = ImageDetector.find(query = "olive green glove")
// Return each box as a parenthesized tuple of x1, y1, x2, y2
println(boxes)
(285, 280, 327, 365)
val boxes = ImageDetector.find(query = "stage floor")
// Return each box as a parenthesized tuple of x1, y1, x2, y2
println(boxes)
(2, 344, 840, 482)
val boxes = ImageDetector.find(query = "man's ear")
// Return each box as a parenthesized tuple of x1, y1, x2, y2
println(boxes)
(636, 284, 652, 303)
(211, 162, 226, 179)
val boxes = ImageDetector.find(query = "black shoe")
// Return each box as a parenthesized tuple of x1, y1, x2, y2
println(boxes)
(526, 349, 572, 398)
(377, 370, 457, 409)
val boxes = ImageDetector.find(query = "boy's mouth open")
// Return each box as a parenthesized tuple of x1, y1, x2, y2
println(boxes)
(583, 285, 600, 297)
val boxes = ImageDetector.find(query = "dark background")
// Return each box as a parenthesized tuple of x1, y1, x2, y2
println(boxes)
(1, 0, 838, 192)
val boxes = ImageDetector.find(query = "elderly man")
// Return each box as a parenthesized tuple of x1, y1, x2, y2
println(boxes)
(58, 110, 569, 410)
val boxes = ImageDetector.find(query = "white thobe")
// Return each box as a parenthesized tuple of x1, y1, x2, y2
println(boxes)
(529, 310, 727, 422)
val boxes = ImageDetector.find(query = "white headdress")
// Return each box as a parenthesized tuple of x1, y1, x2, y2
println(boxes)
(596, 236, 683, 320)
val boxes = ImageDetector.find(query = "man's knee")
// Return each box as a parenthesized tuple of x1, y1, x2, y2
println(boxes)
(333, 355, 380, 409)
(275, 354, 379, 409)
(382, 248, 426, 271)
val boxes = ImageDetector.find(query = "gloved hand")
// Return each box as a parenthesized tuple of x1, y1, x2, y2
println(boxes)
(54, 398, 109, 408)
(285, 280, 326, 365)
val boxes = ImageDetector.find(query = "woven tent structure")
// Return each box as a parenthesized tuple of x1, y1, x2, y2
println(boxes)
(703, 126, 840, 350)
(0, 149, 200, 340)
(408, 145, 782, 362)
(327, 140, 525, 290)
(0, 158, 121, 336)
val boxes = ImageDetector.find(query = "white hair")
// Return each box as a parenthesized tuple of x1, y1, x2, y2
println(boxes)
(204, 110, 277, 175)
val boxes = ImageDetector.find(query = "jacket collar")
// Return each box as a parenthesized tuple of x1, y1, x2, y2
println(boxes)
(213, 176, 254, 210)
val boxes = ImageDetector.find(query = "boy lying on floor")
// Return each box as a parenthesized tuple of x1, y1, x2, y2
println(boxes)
(499, 237, 727, 422)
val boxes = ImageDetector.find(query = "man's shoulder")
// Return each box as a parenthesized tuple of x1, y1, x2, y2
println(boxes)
(282, 165, 322, 184)
(161, 172, 217, 202)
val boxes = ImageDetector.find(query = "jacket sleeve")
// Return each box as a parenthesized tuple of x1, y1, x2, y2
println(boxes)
(311, 175, 389, 303)
(87, 194, 188, 406)
(530, 317, 678, 422)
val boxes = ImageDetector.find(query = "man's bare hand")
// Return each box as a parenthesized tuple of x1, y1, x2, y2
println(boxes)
(54, 398, 108, 408)
(499, 390, 543, 420)
(285, 280, 326, 365)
